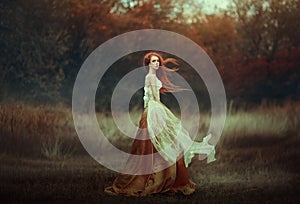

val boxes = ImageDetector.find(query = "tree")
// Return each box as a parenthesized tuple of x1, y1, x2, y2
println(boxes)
(0, 0, 71, 102)
(230, 0, 300, 62)
(223, 0, 300, 102)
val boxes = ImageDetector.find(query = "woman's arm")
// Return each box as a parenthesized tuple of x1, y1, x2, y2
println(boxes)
(150, 84, 160, 102)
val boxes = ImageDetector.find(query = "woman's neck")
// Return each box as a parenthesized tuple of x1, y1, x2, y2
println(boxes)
(148, 67, 156, 75)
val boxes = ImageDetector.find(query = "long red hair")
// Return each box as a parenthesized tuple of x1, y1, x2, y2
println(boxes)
(143, 52, 181, 93)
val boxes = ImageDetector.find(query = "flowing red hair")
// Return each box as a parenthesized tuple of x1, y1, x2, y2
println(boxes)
(143, 52, 181, 93)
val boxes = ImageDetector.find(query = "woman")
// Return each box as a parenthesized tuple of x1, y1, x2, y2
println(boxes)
(104, 52, 215, 196)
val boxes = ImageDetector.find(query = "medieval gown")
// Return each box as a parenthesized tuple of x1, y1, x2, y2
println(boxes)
(104, 73, 216, 196)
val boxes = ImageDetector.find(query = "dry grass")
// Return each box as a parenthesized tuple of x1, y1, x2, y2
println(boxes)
(0, 103, 78, 158)
(0, 101, 300, 203)
(1, 101, 298, 154)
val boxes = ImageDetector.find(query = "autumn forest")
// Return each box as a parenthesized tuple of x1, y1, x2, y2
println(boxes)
(1, 0, 299, 107)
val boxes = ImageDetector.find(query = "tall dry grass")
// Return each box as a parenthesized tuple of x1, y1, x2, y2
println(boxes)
(0, 101, 299, 161)
(0, 103, 78, 159)
(220, 100, 300, 149)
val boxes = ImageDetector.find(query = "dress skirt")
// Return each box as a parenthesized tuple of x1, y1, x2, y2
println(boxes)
(104, 105, 197, 196)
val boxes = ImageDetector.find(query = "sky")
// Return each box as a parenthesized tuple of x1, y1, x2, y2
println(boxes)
(119, 0, 232, 15)
(199, 0, 231, 14)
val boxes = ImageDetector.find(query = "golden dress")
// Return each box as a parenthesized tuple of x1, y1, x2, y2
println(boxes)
(104, 74, 215, 196)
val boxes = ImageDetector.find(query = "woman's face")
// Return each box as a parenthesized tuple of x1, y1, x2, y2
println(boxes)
(149, 55, 160, 70)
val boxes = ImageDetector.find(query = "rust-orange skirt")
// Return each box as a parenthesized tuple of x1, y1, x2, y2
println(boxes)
(104, 109, 196, 196)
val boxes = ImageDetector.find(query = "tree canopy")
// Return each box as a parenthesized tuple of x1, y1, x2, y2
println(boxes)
(0, 0, 299, 108)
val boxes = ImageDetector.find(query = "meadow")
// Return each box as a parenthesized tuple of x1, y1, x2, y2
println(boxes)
(0, 101, 299, 203)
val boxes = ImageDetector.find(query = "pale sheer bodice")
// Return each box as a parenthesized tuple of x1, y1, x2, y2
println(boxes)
(143, 74, 162, 108)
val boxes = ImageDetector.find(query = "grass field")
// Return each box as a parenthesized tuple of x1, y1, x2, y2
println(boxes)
(0, 101, 300, 203)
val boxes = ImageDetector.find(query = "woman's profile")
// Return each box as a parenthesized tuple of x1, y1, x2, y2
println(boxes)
(104, 52, 216, 196)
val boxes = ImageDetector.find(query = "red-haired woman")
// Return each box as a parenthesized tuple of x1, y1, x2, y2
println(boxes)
(105, 52, 215, 196)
